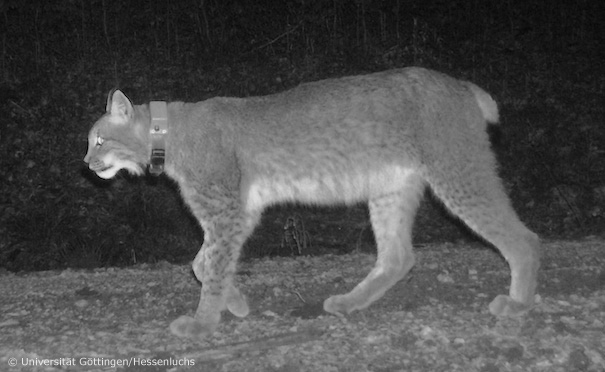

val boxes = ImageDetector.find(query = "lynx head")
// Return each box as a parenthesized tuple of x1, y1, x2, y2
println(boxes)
(84, 90, 150, 179)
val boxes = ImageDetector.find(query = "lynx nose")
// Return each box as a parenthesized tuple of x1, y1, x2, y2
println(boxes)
(83, 149, 92, 164)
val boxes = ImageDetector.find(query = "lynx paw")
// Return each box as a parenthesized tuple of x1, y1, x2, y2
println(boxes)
(489, 295, 533, 316)
(225, 285, 249, 318)
(169, 315, 218, 340)
(323, 295, 355, 316)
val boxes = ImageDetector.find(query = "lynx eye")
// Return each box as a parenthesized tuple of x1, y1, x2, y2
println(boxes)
(95, 136, 104, 146)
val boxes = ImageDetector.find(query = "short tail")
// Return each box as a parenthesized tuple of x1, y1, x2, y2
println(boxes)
(468, 83, 499, 124)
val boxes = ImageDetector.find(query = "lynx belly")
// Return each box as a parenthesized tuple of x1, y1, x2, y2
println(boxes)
(243, 165, 417, 211)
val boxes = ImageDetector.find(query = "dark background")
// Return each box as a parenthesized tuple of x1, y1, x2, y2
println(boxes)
(1, 0, 604, 271)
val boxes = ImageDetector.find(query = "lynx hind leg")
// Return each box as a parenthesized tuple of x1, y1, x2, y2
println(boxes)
(426, 163, 540, 316)
(324, 173, 425, 315)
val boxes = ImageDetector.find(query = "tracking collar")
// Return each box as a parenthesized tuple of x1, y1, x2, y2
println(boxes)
(149, 101, 168, 176)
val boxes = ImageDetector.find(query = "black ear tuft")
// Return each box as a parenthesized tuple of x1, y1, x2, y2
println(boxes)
(106, 88, 119, 112)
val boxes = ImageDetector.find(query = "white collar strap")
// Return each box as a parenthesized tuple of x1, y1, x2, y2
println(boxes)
(149, 101, 168, 176)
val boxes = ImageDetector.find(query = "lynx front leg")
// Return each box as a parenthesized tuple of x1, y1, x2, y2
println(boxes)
(324, 174, 425, 315)
(170, 187, 260, 340)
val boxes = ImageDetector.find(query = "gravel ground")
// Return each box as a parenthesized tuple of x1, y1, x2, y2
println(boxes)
(1, 237, 603, 372)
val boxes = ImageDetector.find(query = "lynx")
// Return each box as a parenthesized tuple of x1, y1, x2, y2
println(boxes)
(84, 67, 540, 340)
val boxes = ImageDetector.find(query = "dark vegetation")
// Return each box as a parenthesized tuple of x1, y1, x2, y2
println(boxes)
(1, 0, 603, 272)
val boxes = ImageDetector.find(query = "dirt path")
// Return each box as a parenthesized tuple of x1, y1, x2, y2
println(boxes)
(1, 238, 603, 372)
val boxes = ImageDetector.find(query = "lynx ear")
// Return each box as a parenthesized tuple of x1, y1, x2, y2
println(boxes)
(106, 90, 134, 123)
